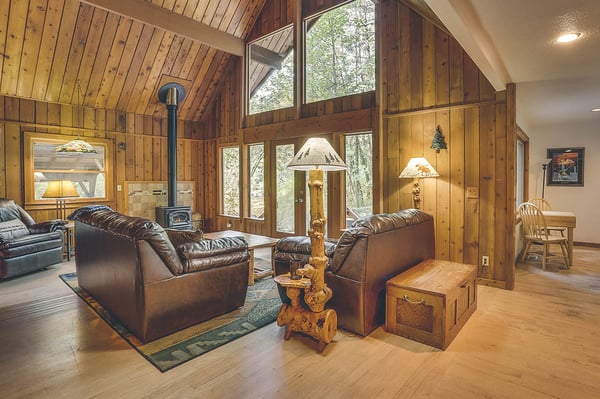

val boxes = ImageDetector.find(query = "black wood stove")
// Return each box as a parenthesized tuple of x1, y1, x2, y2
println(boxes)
(155, 82, 192, 230)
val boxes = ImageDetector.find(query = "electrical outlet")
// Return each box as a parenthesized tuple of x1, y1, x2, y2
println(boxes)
(482, 255, 489, 267)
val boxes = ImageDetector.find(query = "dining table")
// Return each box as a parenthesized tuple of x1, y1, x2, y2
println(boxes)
(542, 210, 577, 266)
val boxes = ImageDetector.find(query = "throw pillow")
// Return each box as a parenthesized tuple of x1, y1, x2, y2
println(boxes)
(0, 219, 30, 241)
(165, 229, 204, 247)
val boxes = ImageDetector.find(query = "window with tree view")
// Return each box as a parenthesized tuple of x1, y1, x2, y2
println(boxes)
(248, 26, 294, 114)
(345, 133, 372, 227)
(221, 146, 240, 217)
(249, 143, 265, 219)
(305, 0, 375, 103)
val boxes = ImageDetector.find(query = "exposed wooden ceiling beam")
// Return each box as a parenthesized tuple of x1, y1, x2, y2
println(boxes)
(250, 45, 284, 69)
(80, 0, 245, 56)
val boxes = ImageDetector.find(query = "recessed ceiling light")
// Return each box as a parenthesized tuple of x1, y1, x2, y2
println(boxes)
(592, 108, 600, 112)
(556, 32, 581, 43)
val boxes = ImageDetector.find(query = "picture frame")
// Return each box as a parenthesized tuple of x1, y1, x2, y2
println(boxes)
(546, 147, 584, 186)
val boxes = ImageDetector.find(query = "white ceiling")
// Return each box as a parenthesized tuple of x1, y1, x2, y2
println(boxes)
(424, 0, 600, 132)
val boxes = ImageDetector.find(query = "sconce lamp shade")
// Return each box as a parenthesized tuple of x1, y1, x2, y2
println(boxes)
(399, 157, 439, 179)
(287, 138, 347, 171)
(55, 139, 97, 154)
(42, 180, 79, 199)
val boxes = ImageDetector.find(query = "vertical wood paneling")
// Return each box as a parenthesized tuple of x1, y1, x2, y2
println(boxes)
(17, 0, 47, 97)
(0, 2, 10, 86)
(449, 109, 465, 262)
(431, 111, 448, 259)
(434, 27, 449, 106)
(409, 9, 423, 110)
(422, 20, 435, 108)
(494, 95, 508, 283)
(1, 0, 28, 96)
(478, 104, 495, 280)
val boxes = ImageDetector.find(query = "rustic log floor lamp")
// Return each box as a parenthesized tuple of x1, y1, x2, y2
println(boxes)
(275, 137, 346, 353)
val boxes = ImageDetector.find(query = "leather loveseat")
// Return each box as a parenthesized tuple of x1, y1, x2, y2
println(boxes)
(274, 209, 435, 336)
(70, 206, 250, 342)
(0, 198, 65, 279)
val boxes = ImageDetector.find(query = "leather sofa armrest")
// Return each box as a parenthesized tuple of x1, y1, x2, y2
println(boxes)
(177, 236, 248, 260)
(29, 219, 67, 234)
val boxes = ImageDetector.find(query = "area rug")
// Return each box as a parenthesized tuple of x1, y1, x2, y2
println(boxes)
(60, 272, 281, 372)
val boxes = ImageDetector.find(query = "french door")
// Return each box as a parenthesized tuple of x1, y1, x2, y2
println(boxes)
(271, 140, 307, 238)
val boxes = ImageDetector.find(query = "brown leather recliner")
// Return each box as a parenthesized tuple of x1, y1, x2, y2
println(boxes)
(70, 206, 250, 342)
(0, 198, 65, 279)
(274, 209, 435, 336)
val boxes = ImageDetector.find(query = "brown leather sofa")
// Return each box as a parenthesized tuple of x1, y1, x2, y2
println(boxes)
(0, 198, 65, 279)
(274, 209, 435, 336)
(70, 206, 250, 342)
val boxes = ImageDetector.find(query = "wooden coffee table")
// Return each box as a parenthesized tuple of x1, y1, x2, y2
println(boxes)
(203, 230, 279, 285)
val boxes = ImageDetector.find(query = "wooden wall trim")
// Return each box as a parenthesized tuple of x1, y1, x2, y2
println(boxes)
(383, 99, 501, 118)
(242, 108, 372, 143)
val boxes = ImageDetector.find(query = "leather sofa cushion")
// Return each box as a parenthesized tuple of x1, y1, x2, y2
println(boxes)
(177, 237, 248, 259)
(166, 229, 204, 247)
(177, 236, 249, 273)
(0, 219, 30, 241)
(0, 232, 63, 258)
(182, 252, 250, 273)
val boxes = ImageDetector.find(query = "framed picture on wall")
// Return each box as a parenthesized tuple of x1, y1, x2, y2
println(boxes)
(546, 147, 584, 186)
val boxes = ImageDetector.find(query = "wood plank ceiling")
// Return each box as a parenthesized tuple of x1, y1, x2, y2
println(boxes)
(0, 0, 267, 122)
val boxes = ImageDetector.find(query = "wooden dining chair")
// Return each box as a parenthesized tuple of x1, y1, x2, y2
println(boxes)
(528, 198, 566, 237)
(518, 202, 569, 270)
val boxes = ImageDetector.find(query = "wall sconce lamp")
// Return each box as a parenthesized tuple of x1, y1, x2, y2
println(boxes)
(42, 180, 80, 220)
(118, 142, 127, 150)
(399, 157, 439, 209)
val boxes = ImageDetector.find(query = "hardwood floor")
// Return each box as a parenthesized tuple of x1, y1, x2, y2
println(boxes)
(1, 247, 599, 398)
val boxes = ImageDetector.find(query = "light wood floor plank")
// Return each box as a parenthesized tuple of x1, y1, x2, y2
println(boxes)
(0, 247, 599, 398)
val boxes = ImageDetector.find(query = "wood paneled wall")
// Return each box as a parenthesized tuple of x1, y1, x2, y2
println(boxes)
(0, 95, 206, 223)
(200, 0, 516, 288)
(380, 1, 516, 288)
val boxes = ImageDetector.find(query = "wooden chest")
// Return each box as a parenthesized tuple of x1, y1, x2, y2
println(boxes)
(386, 259, 477, 349)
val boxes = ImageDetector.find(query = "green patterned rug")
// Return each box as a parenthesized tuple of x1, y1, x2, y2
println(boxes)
(60, 272, 281, 372)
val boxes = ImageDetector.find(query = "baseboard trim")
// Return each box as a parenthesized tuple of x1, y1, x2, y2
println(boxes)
(574, 241, 600, 248)
(477, 278, 507, 290)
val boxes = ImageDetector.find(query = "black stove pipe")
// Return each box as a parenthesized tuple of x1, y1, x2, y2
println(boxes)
(158, 82, 186, 207)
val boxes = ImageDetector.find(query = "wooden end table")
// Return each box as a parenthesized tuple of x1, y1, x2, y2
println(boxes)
(274, 273, 337, 353)
(203, 230, 279, 285)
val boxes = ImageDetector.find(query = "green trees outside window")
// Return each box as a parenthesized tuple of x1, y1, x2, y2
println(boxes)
(249, 143, 265, 219)
(305, 0, 375, 103)
(221, 146, 240, 217)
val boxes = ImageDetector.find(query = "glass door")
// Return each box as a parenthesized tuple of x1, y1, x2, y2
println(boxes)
(272, 141, 306, 237)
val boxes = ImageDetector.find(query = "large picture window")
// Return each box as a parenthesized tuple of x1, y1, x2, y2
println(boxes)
(24, 132, 113, 206)
(220, 146, 240, 217)
(305, 0, 375, 103)
(247, 25, 295, 114)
